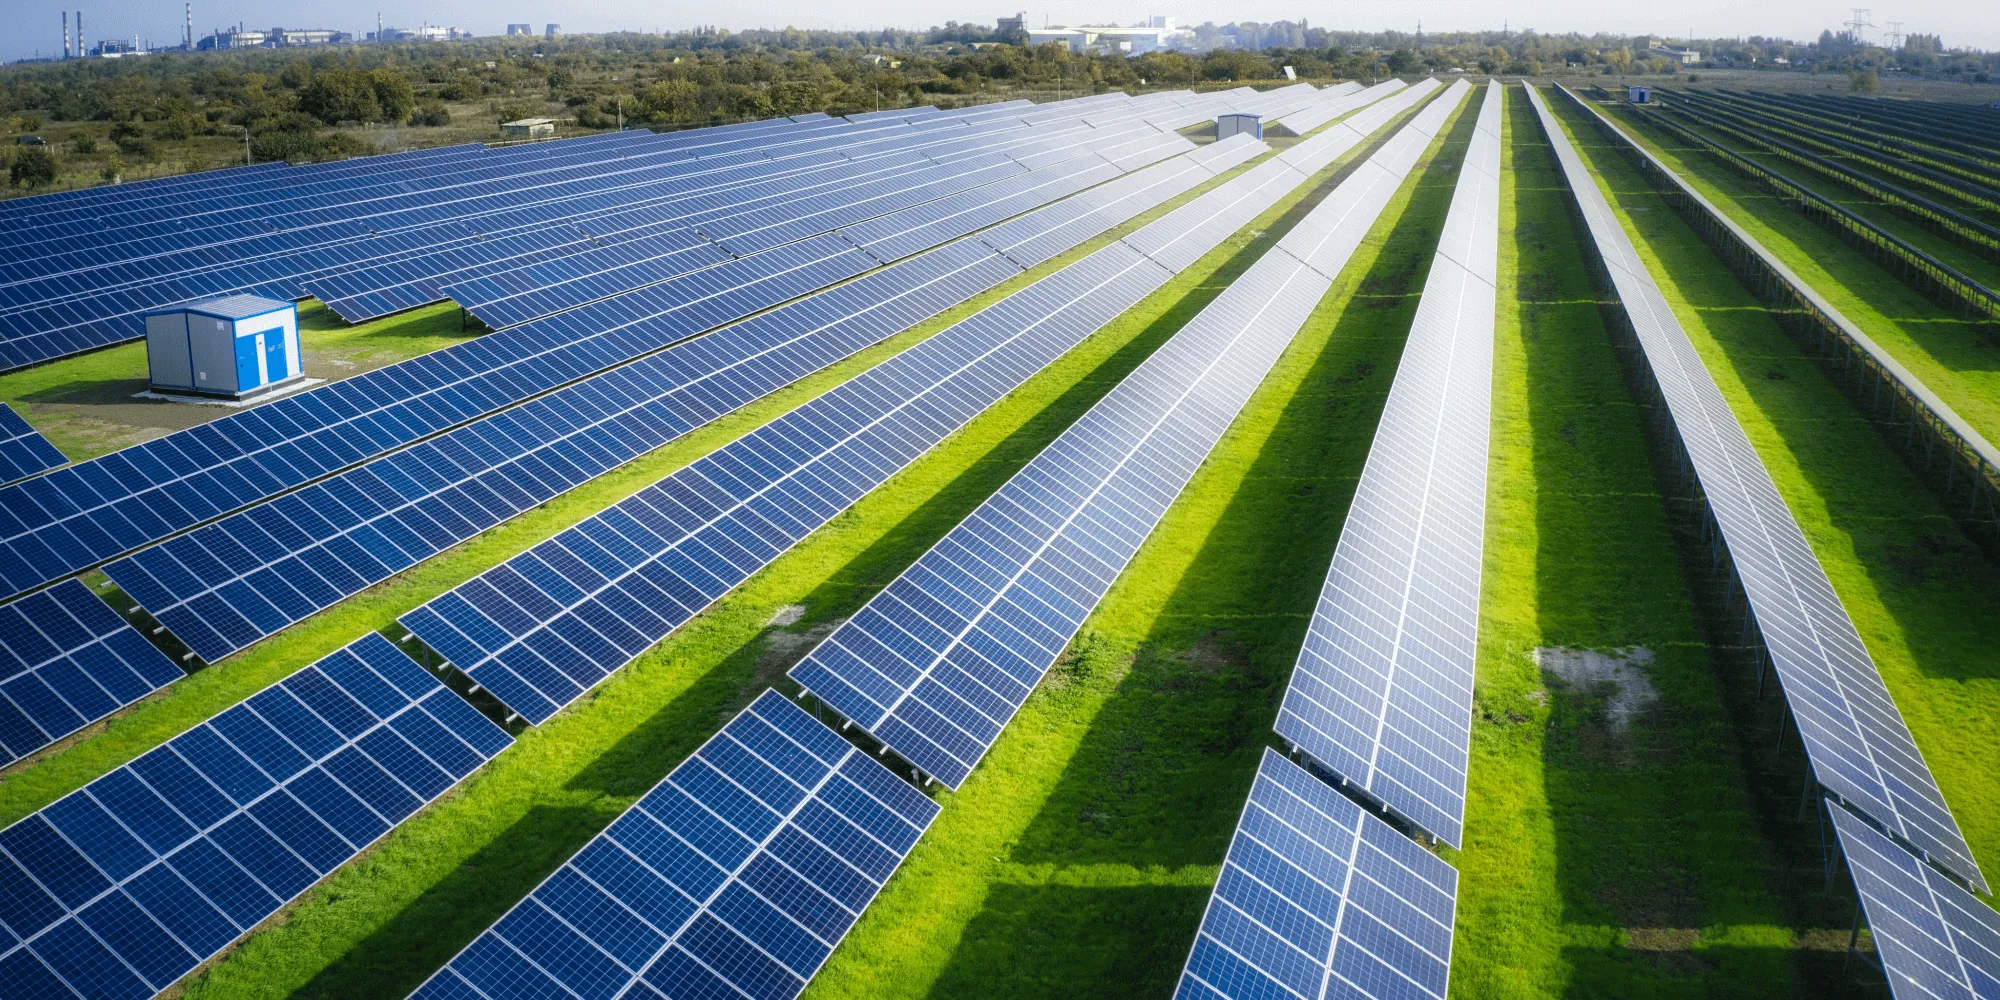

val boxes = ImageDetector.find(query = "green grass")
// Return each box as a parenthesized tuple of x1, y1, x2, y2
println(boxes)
(1593, 103, 2000, 448)
(1649, 107, 2000, 292)
(801, 87, 1475, 1000)
(0, 299, 476, 462)
(1450, 85, 1817, 1000)
(1548, 87, 2000, 916)
(86, 126, 1389, 998)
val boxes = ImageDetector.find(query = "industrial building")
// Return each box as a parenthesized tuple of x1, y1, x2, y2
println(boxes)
(368, 24, 471, 42)
(196, 26, 351, 49)
(1025, 15, 1185, 54)
(501, 117, 557, 138)
(506, 23, 533, 35)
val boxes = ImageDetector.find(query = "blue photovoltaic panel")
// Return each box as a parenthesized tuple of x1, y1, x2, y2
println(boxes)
(1174, 749, 1457, 1000)
(105, 128, 1198, 664)
(407, 689, 939, 1000)
(0, 100, 1186, 606)
(397, 122, 1312, 726)
(1529, 83, 1987, 892)
(1273, 81, 1502, 849)
(0, 94, 1156, 369)
(0, 633, 509, 999)
(0, 407, 65, 488)
(788, 81, 1467, 789)
(1829, 805, 2000, 1000)
(0, 580, 181, 768)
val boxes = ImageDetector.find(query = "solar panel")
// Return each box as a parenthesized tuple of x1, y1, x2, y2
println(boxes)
(407, 689, 938, 1000)
(0, 579, 182, 768)
(1273, 81, 1502, 849)
(103, 131, 1201, 664)
(789, 80, 1470, 789)
(396, 116, 1333, 726)
(0, 407, 66, 487)
(1525, 82, 1988, 892)
(1277, 79, 1412, 136)
(0, 112, 1195, 608)
(0, 633, 508, 999)
(1828, 805, 2000, 1000)
(1174, 749, 1458, 1000)
(0, 98, 1127, 369)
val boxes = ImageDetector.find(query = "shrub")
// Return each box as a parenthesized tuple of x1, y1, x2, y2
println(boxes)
(410, 101, 452, 127)
(9, 146, 55, 188)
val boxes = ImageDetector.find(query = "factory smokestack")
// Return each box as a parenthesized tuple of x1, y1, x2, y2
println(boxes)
(77, 11, 85, 58)
(62, 11, 70, 59)
(185, 2, 192, 49)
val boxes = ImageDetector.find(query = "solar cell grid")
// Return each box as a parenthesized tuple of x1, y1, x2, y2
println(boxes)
(394, 110, 1327, 725)
(0, 116, 984, 356)
(0, 580, 181, 769)
(1273, 80, 1501, 849)
(1174, 749, 1458, 1000)
(0, 407, 66, 488)
(0, 633, 508, 999)
(408, 690, 938, 1000)
(0, 102, 1079, 367)
(105, 128, 1200, 663)
(788, 80, 1466, 790)
(1828, 805, 2000, 1000)
(0, 106, 1187, 607)
(1527, 82, 1987, 893)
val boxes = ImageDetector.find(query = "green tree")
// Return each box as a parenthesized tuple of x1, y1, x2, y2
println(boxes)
(368, 69, 416, 123)
(278, 57, 312, 90)
(298, 69, 383, 124)
(410, 100, 452, 127)
(9, 146, 55, 188)
(1851, 67, 1881, 92)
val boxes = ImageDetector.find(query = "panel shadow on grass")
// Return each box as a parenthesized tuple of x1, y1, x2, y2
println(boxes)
(919, 883, 1210, 1000)
(1534, 94, 1885, 999)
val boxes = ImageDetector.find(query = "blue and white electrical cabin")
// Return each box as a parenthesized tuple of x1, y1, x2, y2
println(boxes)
(144, 294, 303, 400)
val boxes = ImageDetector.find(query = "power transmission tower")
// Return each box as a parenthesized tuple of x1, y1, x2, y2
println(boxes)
(1885, 21, 1904, 48)
(1844, 8, 1873, 44)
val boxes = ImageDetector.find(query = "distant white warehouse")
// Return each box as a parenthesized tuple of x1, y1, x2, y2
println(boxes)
(1027, 16, 1187, 54)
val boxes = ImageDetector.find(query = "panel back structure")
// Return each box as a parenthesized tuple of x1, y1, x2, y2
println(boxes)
(1273, 80, 1503, 848)
(1173, 749, 1458, 1000)
(1525, 82, 1987, 893)
(394, 84, 1427, 728)
(407, 690, 939, 1000)
(0, 633, 509, 1000)
(788, 79, 1467, 789)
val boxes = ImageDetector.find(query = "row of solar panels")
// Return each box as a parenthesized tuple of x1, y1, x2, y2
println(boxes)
(0, 86, 1364, 617)
(1176, 79, 1499, 1000)
(0, 91, 1227, 604)
(0, 85, 1360, 788)
(0, 99, 1237, 795)
(0, 81, 1400, 1000)
(0, 100, 1113, 364)
(408, 77, 1451, 1000)
(1527, 83, 1995, 1000)
(0, 85, 1347, 371)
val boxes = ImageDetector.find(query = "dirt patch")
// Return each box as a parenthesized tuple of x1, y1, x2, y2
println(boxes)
(1535, 646, 1658, 732)
(1172, 630, 1246, 675)
(1593, 870, 1714, 976)
(755, 616, 843, 690)
(766, 604, 806, 628)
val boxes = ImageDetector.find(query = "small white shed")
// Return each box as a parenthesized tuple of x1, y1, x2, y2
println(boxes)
(145, 295, 302, 399)
(1628, 85, 1653, 104)
(1217, 113, 1263, 141)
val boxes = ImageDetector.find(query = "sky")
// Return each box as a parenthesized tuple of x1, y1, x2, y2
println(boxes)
(5, 0, 1995, 65)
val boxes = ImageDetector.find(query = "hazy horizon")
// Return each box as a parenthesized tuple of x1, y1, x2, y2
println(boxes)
(7, 1, 1996, 67)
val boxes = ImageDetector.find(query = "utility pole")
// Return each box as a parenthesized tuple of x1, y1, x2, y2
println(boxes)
(238, 125, 251, 166)
(1844, 8, 1873, 45)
